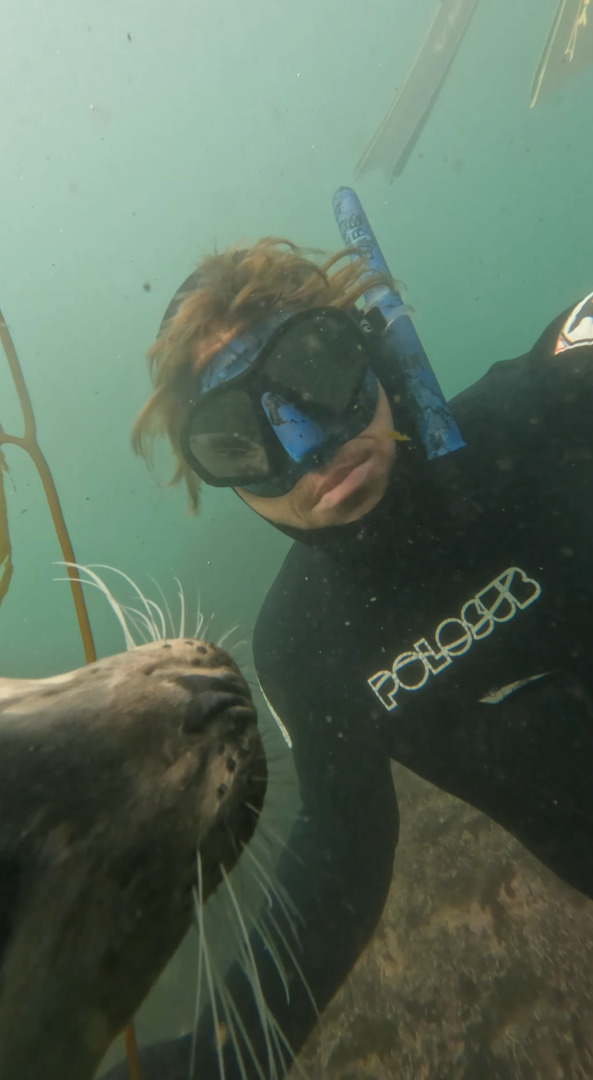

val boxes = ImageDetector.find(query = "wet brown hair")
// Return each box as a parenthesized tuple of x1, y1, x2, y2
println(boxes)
(132, 237, 390, 510)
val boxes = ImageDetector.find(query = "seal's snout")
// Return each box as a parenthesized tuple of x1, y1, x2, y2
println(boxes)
(172, 667, 255, 736)
(182, 688, 255, 735)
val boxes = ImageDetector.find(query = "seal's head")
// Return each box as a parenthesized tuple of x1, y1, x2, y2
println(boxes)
(0, 638, 266, 1080)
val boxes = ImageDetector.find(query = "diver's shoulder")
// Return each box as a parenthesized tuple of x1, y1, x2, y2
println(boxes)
(450, 350, 531, 434)
(453, 294, 593, 421)
(491, 293, 593, 384)
(529, 293, 593, 367)
(254, 542, 327, 649)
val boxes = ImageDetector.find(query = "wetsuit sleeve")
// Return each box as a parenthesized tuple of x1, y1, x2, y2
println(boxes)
(183, 648, 399, 1079)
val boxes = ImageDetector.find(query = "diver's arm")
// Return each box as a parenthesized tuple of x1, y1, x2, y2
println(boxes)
(188, 698, 399, 1078)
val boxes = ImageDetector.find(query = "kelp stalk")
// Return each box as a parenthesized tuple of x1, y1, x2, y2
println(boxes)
(0, 308, 142, 1080)
(0, 309, 96, 663)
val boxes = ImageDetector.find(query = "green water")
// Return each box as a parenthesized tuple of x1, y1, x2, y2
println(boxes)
(1, 0, 592, 675)
(1, 0, 592, 1071)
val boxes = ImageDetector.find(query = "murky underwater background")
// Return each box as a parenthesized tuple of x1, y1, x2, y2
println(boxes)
(1, 0, 592, 1073)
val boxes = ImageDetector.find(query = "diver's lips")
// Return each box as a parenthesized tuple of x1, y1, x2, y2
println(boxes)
(313, 450, 374, 506)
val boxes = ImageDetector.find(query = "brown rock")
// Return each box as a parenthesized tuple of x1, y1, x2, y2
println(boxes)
(291, 764, 593, 1080)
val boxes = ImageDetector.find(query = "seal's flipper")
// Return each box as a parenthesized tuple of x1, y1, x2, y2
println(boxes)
(354, 0, 477, 183)
(531, 0, 593, 107)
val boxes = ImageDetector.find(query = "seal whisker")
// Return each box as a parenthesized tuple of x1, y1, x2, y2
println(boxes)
(210, 962, 251, 1080)
(58, 565, 269, 670)
(230, 949, 285, 1080)
(266, 1009, 295, 1079)
(220, 865, 277, 1079)
(190, 851, 206, 1077)
(59, 562, 171, 648)
(268, 1017, 308, 1080)
(55, 563, 136, 649)
(208, 893, 275, 1080)
(193, 593, 206, 638)
(143, 596, 168, 640)
(174, 576, 186, 638)
(241, 844, 303, 941)
(247, 813, 304, 869)
(118, 600, 160, 639)
(214, 980, 266, 1080)
(261, 908, 319, 1020)
(245, 795, 300, 839)
(251, 909, 291, 1003)
(149, 574, 177, 638)
(241, 844, 296, 930)
(216, 624, 242, 649)
(245, 800, 297, 825)
(59, 563, 219, 649)
(253, 763, 295, 795)
(221, 818, 242, 863)
(87, 563, 169, 641)
(121, 604, 158, 644)
(192, 857, 225, 1080)
(227, 640, 251, 658)
(217, 880, 292, 1006)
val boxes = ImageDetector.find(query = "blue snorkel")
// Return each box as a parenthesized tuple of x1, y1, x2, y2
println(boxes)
(333, 187, 465, 460)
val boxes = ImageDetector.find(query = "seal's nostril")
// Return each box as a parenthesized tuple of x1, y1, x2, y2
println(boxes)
(217, 784, 228, 798)
(176, 673, 250, 698)
(182, 693, 254, 735)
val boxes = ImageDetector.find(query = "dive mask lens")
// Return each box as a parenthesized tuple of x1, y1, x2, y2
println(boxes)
(263, 311, 368, 411)
(181, 308, 374, 490)
(184, 387, 273, 483)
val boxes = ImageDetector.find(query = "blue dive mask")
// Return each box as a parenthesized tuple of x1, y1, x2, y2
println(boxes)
(179, 307, 379, 496)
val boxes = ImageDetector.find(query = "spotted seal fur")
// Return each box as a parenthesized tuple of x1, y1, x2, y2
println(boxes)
(0, 637, 266, 1080)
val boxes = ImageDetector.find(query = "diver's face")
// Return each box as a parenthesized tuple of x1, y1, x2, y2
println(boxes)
(235, 384, 396, 529)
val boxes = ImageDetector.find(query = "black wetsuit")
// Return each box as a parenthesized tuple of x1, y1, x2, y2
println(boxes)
(105, 300, 593, 1079)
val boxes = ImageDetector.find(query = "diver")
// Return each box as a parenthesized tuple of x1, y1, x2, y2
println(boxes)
(109, 188, 593, 1079)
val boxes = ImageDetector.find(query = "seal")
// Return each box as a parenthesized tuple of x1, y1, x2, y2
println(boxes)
(0, 637, 266, 1080)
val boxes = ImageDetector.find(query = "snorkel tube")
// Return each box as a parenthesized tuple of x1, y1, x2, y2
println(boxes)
(333, 187, 465, 460)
